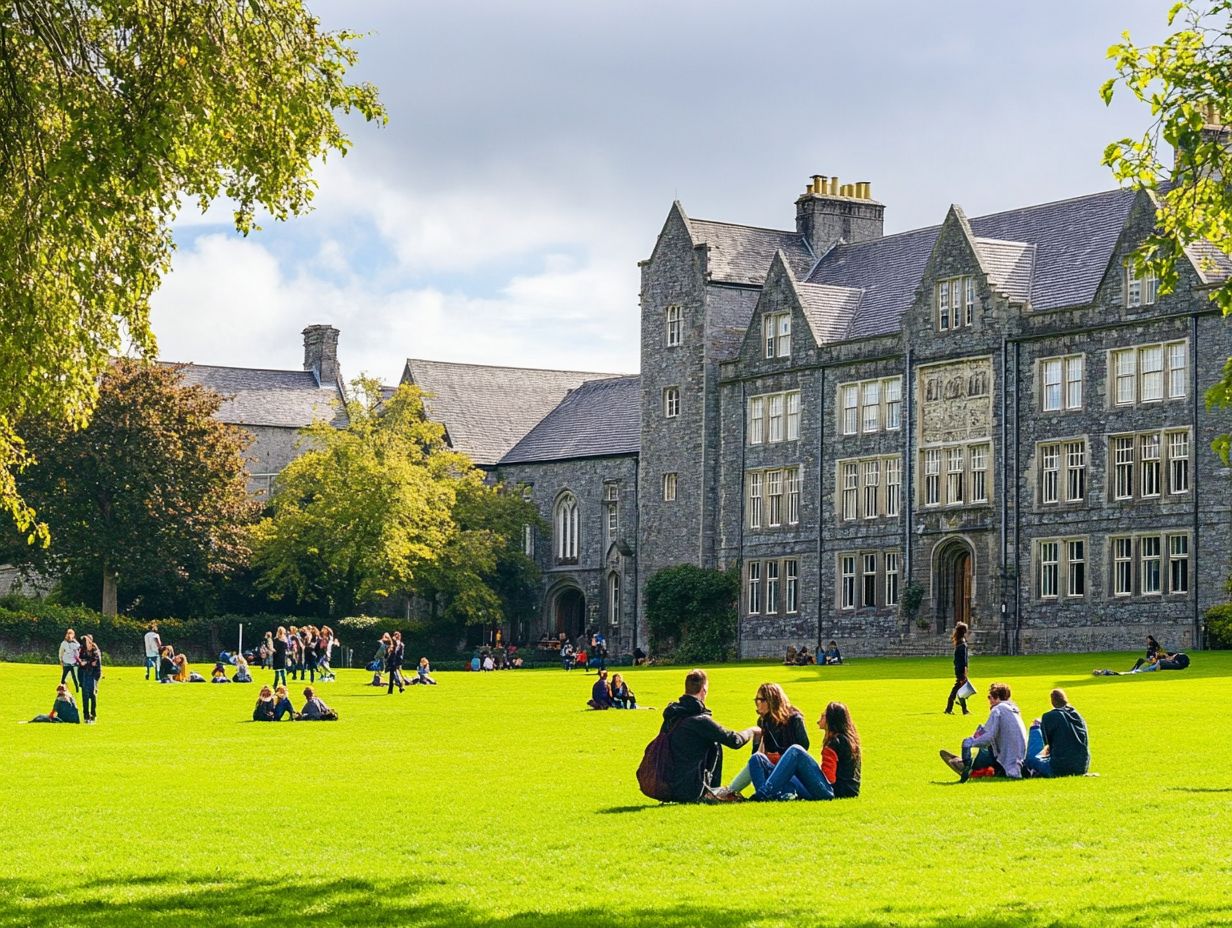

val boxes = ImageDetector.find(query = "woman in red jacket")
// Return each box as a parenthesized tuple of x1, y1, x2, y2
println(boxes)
(749, 701, 862, 801)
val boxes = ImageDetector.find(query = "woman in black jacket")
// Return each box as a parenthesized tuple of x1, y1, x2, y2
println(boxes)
(710, 682, 808, 801)
(78, 634, 102, 723)
(944, 622, 970, 715)
(272, 627, 289, 687)
(1129, 635, 1163, 671)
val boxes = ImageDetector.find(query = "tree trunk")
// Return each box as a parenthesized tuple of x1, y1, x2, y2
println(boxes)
(101, 564, 118, 616)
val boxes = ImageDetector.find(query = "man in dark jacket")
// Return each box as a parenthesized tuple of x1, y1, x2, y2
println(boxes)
(386, 631, 406, 694)
(1025, 688, 1090, 777)
(659, 669, 758, 803)
(588, 669, 613, 709)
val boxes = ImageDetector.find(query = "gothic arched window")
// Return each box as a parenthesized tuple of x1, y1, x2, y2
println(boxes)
(608, 572, 621, 625)
(554, 493, 579, 564)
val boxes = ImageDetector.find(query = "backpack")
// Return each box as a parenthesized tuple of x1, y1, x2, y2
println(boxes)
(636, 720, 683, 802)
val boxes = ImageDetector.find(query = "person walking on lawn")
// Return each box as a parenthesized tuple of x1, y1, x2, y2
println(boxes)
(58, 629, 81, 691)
(386, 631, 406, 694)
(944, 621, 971, 715)
(78, 635, 103, 724)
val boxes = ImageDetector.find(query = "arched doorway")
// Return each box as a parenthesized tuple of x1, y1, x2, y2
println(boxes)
(934, 538, 974, 632)
(553, 587, 586, 642)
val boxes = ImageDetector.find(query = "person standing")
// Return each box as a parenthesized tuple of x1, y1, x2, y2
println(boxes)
(272, 626, 289, 688)
(944, 621, 971, 715)
(58, 629, 81, 691)
(78, 634, 102, 723)
(1026, 689, 1090, 778)
(386, 631, 406, 694)
(143, 622, 163, 681)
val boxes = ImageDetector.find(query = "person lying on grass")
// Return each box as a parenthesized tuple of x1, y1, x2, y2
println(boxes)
(939, 681, 1027, 782)
(709, 682, 807, 802)
(1025, 688, 1089, 778)
(744, 701, 862, 802)
(660, 669, 758, 803)
(298, 686, 338, 721)
(29, 684, 81, 724)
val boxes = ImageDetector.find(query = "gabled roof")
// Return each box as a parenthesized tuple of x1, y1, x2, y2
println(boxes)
(796, 281, 865, 344)
(500, 375, 641, 465)
(808, 187, 1139, 338)
(974, 238, 1037, 304)
(1184, 239, 1232, 285)
(176, 364, 346, 429)
(403, 359, 622, 467)
(689, 218, 814, 285)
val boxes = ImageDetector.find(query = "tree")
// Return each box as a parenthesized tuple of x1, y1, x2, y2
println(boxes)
(5, 361, 258, 615)
(645, 564, 740, 663)
(253, 380, 472, 617)
(412, 480, 544, 636)
(0, 2, 384, 542)
(1102, 1, 1232, 453)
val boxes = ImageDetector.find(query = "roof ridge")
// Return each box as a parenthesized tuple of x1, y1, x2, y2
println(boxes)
(406, 358, 622, 377)
(690, 217, 806, 238)
(169, 361, 322, 378)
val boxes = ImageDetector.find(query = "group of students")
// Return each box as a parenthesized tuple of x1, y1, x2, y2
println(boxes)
(644, 669, 861, 803)
(1092, 635, 1191, 676)
(54, 628, 103, 722)
(586, 669, 638, 709)
(368, 631, 438, 691)
(264, 624, 340, 686)
(783, 641, 843, 667)
(252, 684, 338, 721)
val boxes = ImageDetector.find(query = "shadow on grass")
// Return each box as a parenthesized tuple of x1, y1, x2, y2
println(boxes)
(1166, 786, 1232, 793)
(2, 876, 1226, 928)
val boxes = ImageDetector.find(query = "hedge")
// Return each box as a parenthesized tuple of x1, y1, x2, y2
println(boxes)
(1205, 604, 1232, 650)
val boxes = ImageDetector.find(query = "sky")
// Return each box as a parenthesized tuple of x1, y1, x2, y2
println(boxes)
(149, 0, 1175, 384)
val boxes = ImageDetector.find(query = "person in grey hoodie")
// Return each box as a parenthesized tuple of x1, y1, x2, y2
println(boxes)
(939, 681, 1027, 782)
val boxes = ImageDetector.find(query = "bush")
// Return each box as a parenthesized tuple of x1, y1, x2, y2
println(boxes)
(645, 565, 739, 663)
(1205, 604, 1232, 649)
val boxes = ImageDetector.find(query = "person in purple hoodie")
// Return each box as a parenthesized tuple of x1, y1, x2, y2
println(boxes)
(940, 681, 1027, 782)
(587, 669, 613, 709)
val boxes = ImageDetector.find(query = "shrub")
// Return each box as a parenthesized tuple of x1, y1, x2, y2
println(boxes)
(645, 565, 739, 663)
(1205, 604, 1232, 649)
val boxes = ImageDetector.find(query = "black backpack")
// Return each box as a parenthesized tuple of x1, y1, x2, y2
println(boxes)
(637, 721, 682, 801)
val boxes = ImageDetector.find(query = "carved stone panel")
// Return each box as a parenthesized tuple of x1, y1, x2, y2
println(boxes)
(918, 357, 993, 445)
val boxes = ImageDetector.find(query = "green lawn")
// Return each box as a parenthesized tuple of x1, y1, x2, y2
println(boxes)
(2, 653, 1230, 927)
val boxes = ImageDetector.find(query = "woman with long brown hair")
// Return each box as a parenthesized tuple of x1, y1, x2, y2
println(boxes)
(709, 682, 808, 801)
(749, 700, 862, 801)
(945, 621, 971, 715)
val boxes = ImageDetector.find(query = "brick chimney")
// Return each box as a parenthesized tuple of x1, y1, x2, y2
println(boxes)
(795, 174, 884, 256)
(302, 324, 340, 387)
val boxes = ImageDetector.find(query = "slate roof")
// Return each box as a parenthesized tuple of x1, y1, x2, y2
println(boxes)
(403, 359, 623, 466)
(808, 187, 1140, 339)
(1184, 239, 1232, 285)
(175, 364, 346, 428)
(689, 219, 814, 285)
(796, 281, 865, 345)
(974, 238, 1037, 304)
(500, 375, 641, 465)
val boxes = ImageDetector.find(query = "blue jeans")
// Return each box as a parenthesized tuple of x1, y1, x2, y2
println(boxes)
(1025, 725, 1051, 777)
(273, 698, 294, 721)
(145, 656, 158, 679)
(961, 740, 1000, 774)
(750, 744, 834, 801)
(273, 668, 287, 687)
(60, 664, 79, 690)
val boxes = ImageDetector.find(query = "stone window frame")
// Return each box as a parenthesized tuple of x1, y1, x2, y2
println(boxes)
(553, 492, 580, 565)
(1036, 436, 1087, 507)
(604, 482, 619, 537)
(1032, 535, 1088, 601)
(885, 552, 900, 606)
(662, 472, 677, 502)
(662, 385, 680, 419)
(1106, 428, 1191, 502)
(835, 549, 900, 612)
(607, 572, 621, 626)
(918, 441, 992, 509)
(1108, 340, 1188, 407)
(934, 275, 976, 332)
(746, 466, 801, 532)
(835, 455, 901, 522)
(1107, 531, 1190, 598)
(1038, 354, 1084, 412)
(665, 304, 683, 347)
(836, 376, 903, 436)
(747, 389, 801, 445)
(762, 311, 791, 360)
(1124, 260, 1159, 308)
(745, 557, 800, 617)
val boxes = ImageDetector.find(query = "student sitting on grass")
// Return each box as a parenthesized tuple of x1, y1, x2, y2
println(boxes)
(610, 673, 636, 709)
(30, 684, 81, 724)
(588, 669, 613, 709)
(748, 701, 862, 801)
(710, 682, 807, 802)
(939, 681, 1027, 782)
(232, 656, 253, 683)
(783, 645, 797, 665)
(298, 686, 338, 721)
(410, 657, 437, 685)
(172, 653, 190, 683)
(1025, 688, 1090, 778)
(158, 646, 178, 683)
(1129, 635, 1164, 672)
(659, 669, 758, 803)
(822, 641, 843, 665)
(211, 663, 231, 683)
(253, 685, 278, 721)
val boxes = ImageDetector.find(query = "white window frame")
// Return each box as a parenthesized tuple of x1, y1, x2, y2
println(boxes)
(766, 469, 783, 528)
(608, 573, 621, 625)
(862, 460, 880, 521)
(1112, 340, 1187, 405)
(1141, 535, 1162, 595)
(839, 555, 856, 610)
(763, 312, 791, 359)
(924, 449, 941, 507)
(841, 463, 859, 521)
(665, 304, 682, 347)
(786, 391, 801, 441)
(1038, 541, 1059, 599)
(768, 394, 784, 442)
(747, 471, 763, 528)
(787, 468, 801, 526)
(1169, 535, 1189, 594)
(748, 561, 762, 614)
(1041, 444, 1060, 505)
(785, 559, 799, 613)
(662, 472, 677, 502)
(554, 494, 579, 563)
(766, 561, 780, 614)
(1066, 540, 1085, 598)
(885, 457, 901, 517)
(663, 386, 680, 419)
(1126, 261, 1159, 308)
(885, 552, 899, 606)
(747, 396, 765, 445)
(861, 553, 877, 608)
(1065, 441, 1086, 502)
(885, 377, 902, 430)
(1168, 431, 1189, 494)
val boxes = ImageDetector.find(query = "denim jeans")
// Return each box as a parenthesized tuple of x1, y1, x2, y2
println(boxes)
(145, 656, 158, 679)
(273, 698, 294, 721)
(273, 668, 287, 687)
(1025, 725, 1052, 778)
(961, 740, 999, 773)
(80, 676, 98, 720)
(60, 664, 79, 690)
(727, 759, 754, 793)
(750, 744, 834, 801)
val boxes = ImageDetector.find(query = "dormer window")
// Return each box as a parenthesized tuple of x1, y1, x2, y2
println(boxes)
(763, 312, 791, 359)
(935, 276, 976, 331)
(1126, 262, 1158, 308)
(665, 305, 682, 346)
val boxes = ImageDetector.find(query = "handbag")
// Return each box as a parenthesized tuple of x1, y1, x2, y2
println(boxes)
(956, 680, 977, 700)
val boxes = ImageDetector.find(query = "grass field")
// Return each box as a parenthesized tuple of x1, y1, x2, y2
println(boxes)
(2, 652, 1230, 927)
